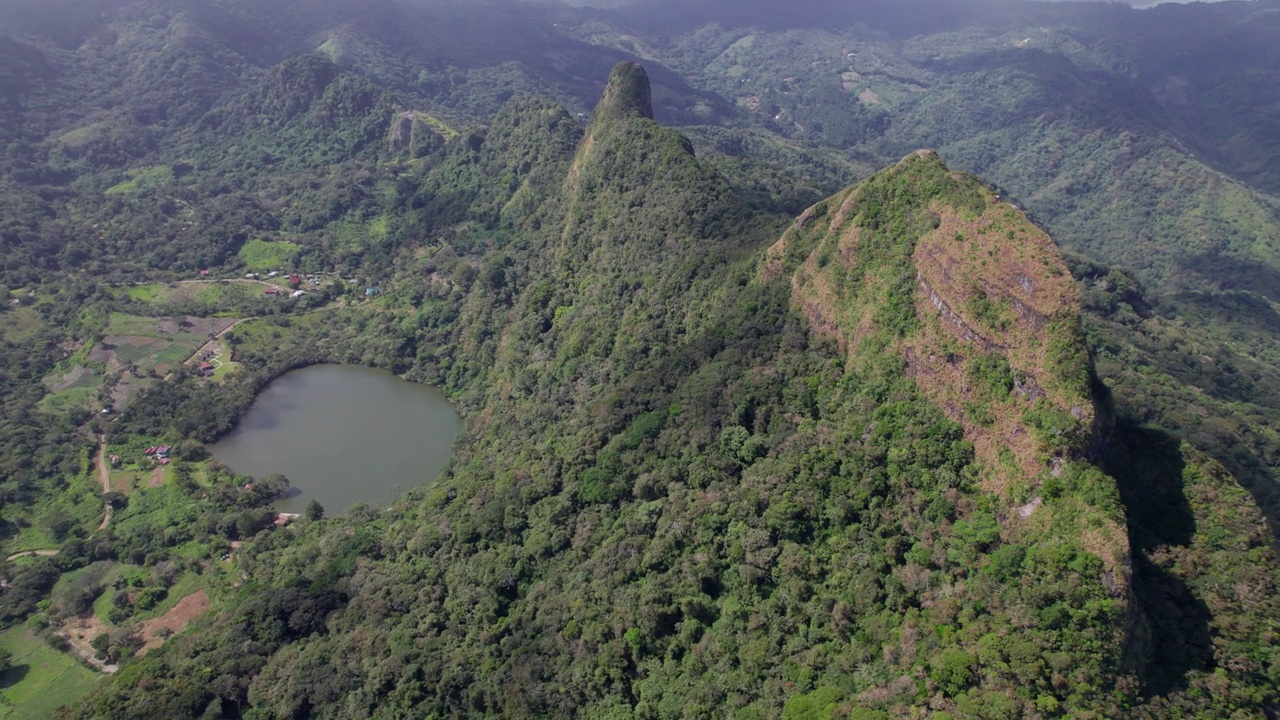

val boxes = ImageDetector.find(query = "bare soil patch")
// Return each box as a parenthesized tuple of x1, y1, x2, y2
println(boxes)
(57, 615, 118, 673)
(61, 615, 107, 654)
(137, 590, 210, 655)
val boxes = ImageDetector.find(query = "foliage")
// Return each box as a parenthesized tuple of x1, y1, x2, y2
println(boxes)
(0, 3, 1275, 719)
(71, 70, 1138, 720)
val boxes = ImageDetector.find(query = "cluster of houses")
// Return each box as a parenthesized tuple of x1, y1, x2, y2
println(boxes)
(196, 268, 354, 301)
(254, 272, 325, 300)
(144, 445, 173, 465)
(195, 349, 218, 377)
(263, 286, 308, 298)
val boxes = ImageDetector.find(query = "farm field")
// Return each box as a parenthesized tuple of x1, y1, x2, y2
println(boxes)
(39, 314, 239, 412)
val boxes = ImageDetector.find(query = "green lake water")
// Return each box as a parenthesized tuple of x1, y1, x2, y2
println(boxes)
(209, 364, 461, 514)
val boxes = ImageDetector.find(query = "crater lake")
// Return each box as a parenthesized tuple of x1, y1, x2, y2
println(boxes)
(210, 364, 462, 514)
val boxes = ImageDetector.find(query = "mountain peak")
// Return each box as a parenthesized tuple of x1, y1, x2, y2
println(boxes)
(594, 61, 654, 122)
(769, 151, 1104, 491)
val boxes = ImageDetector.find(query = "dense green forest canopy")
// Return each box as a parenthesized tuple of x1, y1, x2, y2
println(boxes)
(0, 0, 1277, 718)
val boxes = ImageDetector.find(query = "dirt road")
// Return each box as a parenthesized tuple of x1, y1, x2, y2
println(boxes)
(4, 549, 59, 562)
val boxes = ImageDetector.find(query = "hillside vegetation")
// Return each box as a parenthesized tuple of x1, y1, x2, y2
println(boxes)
(62, 65, 1279, 719)
(0, 1, 1277, 718)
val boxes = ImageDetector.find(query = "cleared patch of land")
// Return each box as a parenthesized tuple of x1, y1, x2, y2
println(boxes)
(238, 238, 299, 270)
(57, 616, 115, 674)
(137, 591, 210, 655)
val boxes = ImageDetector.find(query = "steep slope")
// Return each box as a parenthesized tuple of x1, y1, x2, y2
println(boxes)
(766, 152, 1280, 716)
(767, 147, 1127, 586)
(769, 151, 1098, 484)
(0, 4, 1274, 716)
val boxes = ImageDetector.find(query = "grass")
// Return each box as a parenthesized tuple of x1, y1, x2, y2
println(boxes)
(117, 282, 263, 314)
(0, 307, 42, 343)
(134, 571, 203, 621)
(413, 112, 458, 140)
(90, 564, 131, 623)
(121, 284, 168, 303)
(238, 239, 299, 271)
(105, 313, 164, 337)
(193, 282, 253, 305)
(211, 360, 241, 381)
(100, 313, 207, 371)
(0, 626, 101, 720)
(54, 123, 105, 151)
(35, 386, 98, 414)
(103, 165, 173, 196)
(0, 527, 57, 558)
(107, 468, 144, 494)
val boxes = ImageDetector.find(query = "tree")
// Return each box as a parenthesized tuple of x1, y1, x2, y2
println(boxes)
(103, 491, 128, 510)
(0, 647, 13, 674)
(305, 499, 325, 521)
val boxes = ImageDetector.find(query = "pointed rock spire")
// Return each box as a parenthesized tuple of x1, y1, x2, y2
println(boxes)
(593, 61, 654, 122)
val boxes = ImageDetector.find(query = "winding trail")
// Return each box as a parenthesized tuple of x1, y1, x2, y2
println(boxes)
(4, 549, 59, 562)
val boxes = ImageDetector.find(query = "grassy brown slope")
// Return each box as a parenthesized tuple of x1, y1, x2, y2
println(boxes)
(772, 149, 1127, 577)
(909, 174, 1091, 486)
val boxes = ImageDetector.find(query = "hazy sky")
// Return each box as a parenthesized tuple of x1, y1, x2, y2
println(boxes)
(1039, 0, 1233, 5)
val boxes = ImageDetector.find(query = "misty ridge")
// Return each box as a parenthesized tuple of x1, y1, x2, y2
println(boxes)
(0, 0, 1259, 41)
(614, 0, 1024, 32)
(555, 0, 1251, 32)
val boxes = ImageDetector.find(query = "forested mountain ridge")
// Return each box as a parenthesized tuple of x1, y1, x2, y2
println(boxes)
(3, 0, 1279, 294)
(581, 1, 1280, 299)
(0, 0, 1277, 718)
(62, 65, 1276, 719)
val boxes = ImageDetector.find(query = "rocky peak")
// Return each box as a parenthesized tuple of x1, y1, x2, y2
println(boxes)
(592, 61, 654, 123)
